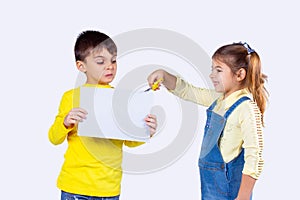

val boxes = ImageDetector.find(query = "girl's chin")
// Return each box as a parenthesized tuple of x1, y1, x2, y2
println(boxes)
(214, 88, 224, 93)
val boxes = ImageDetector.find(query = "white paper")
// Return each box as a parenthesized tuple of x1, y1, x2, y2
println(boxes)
(78, 87, 154, 142)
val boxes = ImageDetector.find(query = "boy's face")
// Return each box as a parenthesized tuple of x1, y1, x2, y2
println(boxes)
(77, 48, 117, 85)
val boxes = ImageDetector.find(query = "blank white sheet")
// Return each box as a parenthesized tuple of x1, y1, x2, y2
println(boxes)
(78, 87, 153, 142)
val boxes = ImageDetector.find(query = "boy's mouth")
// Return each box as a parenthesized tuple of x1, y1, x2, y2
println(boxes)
(105, 73, 113, 78)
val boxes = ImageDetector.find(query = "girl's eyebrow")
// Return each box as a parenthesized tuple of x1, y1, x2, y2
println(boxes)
(212, 65, 223, 69)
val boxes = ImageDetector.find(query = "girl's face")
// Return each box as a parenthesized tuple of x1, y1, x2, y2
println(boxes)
(77, 48, 117, 85)
(210, 59, 243, 98)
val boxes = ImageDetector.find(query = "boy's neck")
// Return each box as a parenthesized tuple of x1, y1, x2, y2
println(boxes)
(84, 83, 112, 88)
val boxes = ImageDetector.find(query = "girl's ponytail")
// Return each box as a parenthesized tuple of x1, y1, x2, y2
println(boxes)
(247, 52, 269, 125)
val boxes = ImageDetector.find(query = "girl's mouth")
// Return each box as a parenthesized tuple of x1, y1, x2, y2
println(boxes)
(212, 81, 219, 87)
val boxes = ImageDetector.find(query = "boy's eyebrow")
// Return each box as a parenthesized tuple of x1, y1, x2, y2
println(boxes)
(93, 55, 105, 58)
(93, 55, 117, 59)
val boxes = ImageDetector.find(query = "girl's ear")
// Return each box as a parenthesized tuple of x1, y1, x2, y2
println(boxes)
(76, 61, 87, 73)
(236, 68, 246, 82)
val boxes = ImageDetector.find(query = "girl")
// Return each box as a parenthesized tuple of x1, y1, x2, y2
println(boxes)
(147, 42, 268, 200)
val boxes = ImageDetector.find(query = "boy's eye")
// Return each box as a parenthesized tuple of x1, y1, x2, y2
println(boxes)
(96, 61, 104, 65)
(111, 60, 117, 64)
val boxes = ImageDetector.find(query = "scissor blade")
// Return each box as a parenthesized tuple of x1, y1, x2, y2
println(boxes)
(144, 88, 151, 92)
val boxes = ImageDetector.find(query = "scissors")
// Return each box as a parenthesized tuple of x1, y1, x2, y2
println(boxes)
(144, 78, 163, 92)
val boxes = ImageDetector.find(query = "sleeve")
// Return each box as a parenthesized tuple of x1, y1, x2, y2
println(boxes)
(124, 141, 145, 147)
(168, 76, 220, 107)
(240, 101, 264, 179)
(48, 91, 75, 145)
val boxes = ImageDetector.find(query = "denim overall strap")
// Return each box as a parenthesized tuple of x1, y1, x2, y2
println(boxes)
(224, 96, 250, 119)
(198, 96, 251, 200)
(199, 109, 225, 159)
(208, 99, 218, 111)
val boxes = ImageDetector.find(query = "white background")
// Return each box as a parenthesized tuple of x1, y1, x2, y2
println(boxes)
(0, 0, 298, 199)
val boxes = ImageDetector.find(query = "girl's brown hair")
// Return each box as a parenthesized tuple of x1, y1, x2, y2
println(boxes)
(212, 43, 268, 125)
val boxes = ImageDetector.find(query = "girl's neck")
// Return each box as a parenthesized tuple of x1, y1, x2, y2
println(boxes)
(223, 86, 246, 99)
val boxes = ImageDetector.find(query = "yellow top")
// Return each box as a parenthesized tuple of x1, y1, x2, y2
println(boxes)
(170, 77, 264, 179)
(48, 84, 143, 197)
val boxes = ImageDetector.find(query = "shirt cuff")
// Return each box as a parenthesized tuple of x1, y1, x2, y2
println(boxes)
(168, 76, 185, 94)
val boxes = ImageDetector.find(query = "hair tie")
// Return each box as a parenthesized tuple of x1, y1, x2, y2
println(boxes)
(234, 41, 255, 54)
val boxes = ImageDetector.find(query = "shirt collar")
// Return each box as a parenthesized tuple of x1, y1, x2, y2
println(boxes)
(217, 88, 252, 110)
(83, 83, 113, 88)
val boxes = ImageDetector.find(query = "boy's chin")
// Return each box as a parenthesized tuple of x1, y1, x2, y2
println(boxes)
(98, 79, 113, 85)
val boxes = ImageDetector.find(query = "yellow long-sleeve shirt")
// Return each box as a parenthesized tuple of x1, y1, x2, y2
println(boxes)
(48, 84, 143, 197)
(170, 77, 264, 179)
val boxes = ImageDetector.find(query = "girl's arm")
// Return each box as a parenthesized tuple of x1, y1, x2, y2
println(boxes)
(235, 174, 256, 200)
(147, 69, 219, 106)
(236, 101, 264, 200)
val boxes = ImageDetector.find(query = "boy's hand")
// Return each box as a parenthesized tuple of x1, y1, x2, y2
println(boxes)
(64, 108, 88, 128)
(144, 114, 157, 137)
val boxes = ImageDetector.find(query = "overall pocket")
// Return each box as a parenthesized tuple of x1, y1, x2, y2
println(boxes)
(199, 160, 230, 197)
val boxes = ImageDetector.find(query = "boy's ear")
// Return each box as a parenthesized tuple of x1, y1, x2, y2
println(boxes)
(236, 68, 246, 82)
(76, 61, 86, 73)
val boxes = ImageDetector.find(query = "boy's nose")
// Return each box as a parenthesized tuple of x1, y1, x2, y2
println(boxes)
(106, 62, 115, 69)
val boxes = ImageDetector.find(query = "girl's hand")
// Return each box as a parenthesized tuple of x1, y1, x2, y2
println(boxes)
(64, 107, 88, 128)
(147, 69, 177, 90)
(144, 114, 157, 137)
(147, 69, 166, 91)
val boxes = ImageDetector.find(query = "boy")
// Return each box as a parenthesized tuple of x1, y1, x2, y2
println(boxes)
(48, 30, 157, 200)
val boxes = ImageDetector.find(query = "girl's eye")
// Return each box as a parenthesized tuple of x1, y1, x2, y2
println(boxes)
(111, 60, 116, 64)
(211, 68, 222, 73)
(97, 61, 104, 65)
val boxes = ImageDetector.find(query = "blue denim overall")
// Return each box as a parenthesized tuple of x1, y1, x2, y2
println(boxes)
(198, 96, 250, 200)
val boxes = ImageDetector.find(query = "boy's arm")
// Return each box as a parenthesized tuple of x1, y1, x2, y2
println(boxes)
(48, 92, 74, 145)
(124, 141, 145, 147)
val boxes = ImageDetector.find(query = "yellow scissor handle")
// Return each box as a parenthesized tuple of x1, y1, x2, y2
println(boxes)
(151, 78, 163, 90)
